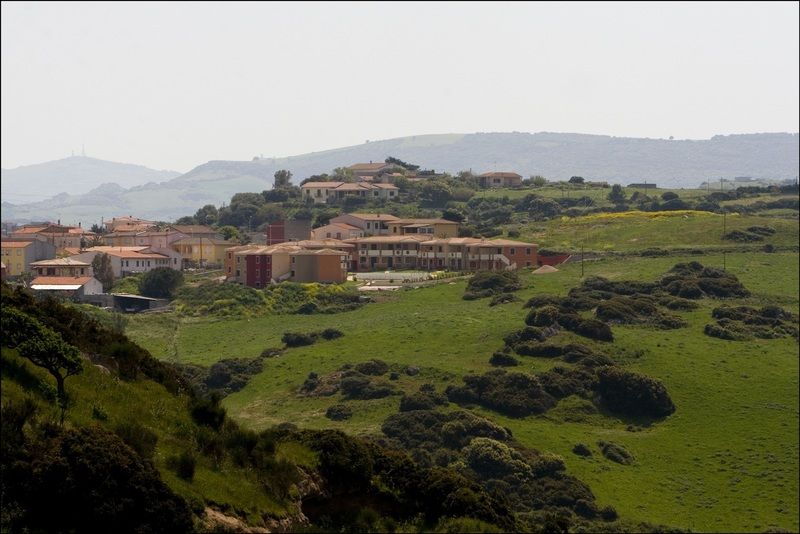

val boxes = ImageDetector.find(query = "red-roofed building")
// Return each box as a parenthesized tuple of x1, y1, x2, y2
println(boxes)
(478, 172, 523, 188)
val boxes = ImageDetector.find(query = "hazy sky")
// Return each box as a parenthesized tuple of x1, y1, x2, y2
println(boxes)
(2, 1, 798, 172)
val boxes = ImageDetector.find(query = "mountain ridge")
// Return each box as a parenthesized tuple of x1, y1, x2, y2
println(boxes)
(2, 131, 797, 224)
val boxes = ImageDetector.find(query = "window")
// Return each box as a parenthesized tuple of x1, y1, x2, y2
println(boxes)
(236, 270, 240, 276)
(497, 248, 502, 254)
(255, 256, 260, 264)
(438, 246, 442, 252)
(255, 269, 260, 277)
(510, 248, 515, 255)
(136, 261, 140, 267)
(526, 248, 531, 255)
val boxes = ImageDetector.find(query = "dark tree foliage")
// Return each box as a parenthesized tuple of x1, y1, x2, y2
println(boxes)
(3, 425, 193, 533)
(91, 252, 115, 291)
(139, 267, 184, 299)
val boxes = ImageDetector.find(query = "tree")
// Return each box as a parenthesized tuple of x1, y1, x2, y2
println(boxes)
(273, 169, 293, 188)
(568, 176, 584, 184)
(174, 215, 196, 225)
(420, 181, 453, 206)
(661, 191, 679, 201)
(194, 204, 218, 225)
(1, 307, 83, 420)
(442, 207, 466, 222)
(331, 167, 355, 182)
(89, 223, 107, 235)
(91, 253, 115, 291)
(218, 225, 242, 242)
(607, 184, 627, 204)
(139, 268, 184, 299)
(531, 175, 547, 187)
(385, 156, 419, 171)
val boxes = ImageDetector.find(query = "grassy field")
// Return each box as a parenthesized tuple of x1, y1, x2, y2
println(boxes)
(480, 185, 713, 203)
(126, 251, 800, 532)
(520, 211, 799, 253)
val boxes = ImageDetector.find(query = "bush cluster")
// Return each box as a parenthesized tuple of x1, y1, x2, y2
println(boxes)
(282, 328, 344, 347)
(594, 367, 676, 418)
(704, 305, 798, 341)
(446, 370, 557, 418)
(464, 271, 522, 300)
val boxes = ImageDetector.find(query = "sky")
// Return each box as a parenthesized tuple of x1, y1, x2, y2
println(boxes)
(2, 1, 798, 173)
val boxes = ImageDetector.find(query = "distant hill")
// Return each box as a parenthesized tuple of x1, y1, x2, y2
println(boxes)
(2, 132, 797, 224)
(0, 155, 181, 204)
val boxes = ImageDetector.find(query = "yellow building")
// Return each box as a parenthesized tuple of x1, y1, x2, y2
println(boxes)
(171, 237, 232, 267)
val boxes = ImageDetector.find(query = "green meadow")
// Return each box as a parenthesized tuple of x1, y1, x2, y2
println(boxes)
(127, 251, 800, 532)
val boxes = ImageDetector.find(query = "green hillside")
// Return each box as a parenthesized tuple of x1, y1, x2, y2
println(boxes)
(125, 251, 799, 532)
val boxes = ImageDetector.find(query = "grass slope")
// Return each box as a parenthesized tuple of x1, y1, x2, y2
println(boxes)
(126, 251, 799, 532)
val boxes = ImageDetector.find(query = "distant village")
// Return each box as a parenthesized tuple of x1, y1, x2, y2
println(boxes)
(1, 162, 544, 307)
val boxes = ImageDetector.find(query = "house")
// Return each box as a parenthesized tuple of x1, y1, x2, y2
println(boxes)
(31, 257, 93, 278)
(72, 246, 181, 277)
(385, 218, 459, 238)
(347, 162, 396, 180)
(231, 243, 302, 287)
(11, 223, 96, 252)
(478, 172, 523, 188)
(30, 276, 103, 297)
(0, 239, 57, 277)
(311, 222, 364, 241)
(329, 213, 400, 235)
(170, 237, 232, 267)
(224, 244, 260, 281)
(103, 216, 158, 233)
(226, 240, 354, 287)
(265, 219, 312, 245)
(346, 235, 433, 271)
(347, 235, 538, 272)
(290, 249, 349, 283)
(300, 181, 399, 204)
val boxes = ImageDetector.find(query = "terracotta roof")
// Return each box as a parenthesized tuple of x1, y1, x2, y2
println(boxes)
(342, 213, 400, 222)
(171, 237, 230, 245)
(171, 225, 218, 234)
(332, 182, 372, 191)
(62, 247, 82, 256)
(14, 226, 48, 234)
(345, 235, 434, 244)
(83, 246, 170, 259)
(348, 162, 392, 171)
(301, 181, 343, 188)
(31, 276, 94, 286)
(478, 172, 522, 179)
(31, 258, 91, 266)
(292, 239, 355, 249)
(316, 223, 362, 231)
(1, 240, 34, 248)
(290, 248, 349, 256)
(371, 183, 399, 190)
(391, 218, 457, 225)
(474, 239, 537, 247)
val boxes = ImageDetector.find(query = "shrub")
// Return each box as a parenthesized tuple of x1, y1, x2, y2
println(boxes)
(189, 394, 227, 430)
(489, 352, 519, 367)
(282, 331, 318, 347)
(746, 225, 776, 236)
(595, 367, 675, 418)
(448, 370, 557, 418)
(466, 271, 522, 297)
(574, 319, 614, 342)
(597, 440, 634, 465)
(321, 328, 344, 340)
(170, 451, 197, 481)
(355, 359, 389, 376)
(325, 404, 353, 421)
(399, 388, 449, 411)
(572, 443, 592, 457)
(723, 230, 763, 242)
